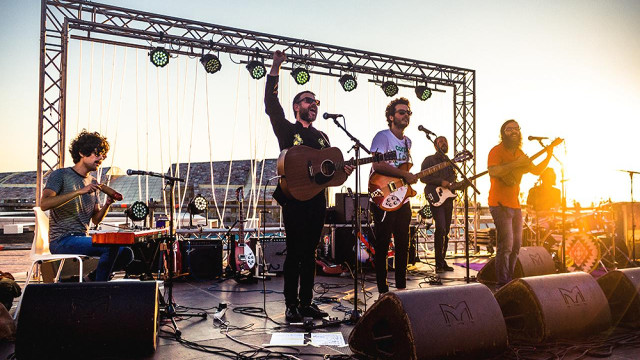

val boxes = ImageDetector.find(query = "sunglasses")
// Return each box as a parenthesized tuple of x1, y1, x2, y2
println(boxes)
(396, 109, 412, 116)
(298, 97, 320, 106)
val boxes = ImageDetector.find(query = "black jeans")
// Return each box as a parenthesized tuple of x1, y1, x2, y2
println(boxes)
(431, 198, 454, 267)
(281, 194, 326, 307)
(371, 202, 411, 293)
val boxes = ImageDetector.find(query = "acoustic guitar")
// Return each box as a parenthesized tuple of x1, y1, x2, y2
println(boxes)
(369, 150, 473, 211)
(277, 146, 396, 201)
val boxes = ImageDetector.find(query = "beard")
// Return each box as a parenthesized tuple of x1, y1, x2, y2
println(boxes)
(392, 117, 409, 130)
(299, 106, 317, 122)
(503, 133, 522, 149)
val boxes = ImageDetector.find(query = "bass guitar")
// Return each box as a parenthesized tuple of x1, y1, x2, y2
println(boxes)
(425, 171, 488, 207)
(278, 146, 396, 201)
(369, 150, 473, 211)
(234, 186, 255, 272)
(496, 138, 563, 186)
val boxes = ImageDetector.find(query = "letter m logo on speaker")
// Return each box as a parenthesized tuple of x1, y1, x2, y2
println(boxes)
(558, 286, 586, 306)
(529, 253, 543, 266)
(439, 301, 474, 326)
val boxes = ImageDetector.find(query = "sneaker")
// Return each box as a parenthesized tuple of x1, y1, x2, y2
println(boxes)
(299, 303, 328, 319)
(435, 267, 445, 273)
(285, 305, 303, 323)
(442, 264, 454, 272)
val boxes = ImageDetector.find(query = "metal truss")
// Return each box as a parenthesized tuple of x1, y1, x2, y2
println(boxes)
(37, 0, 476, 203)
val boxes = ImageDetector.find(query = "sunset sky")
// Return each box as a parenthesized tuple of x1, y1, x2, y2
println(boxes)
(0, 0, 639, 207)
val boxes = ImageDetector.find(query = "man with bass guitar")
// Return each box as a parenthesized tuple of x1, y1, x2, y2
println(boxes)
(488, 119, 558, 288)
(369, 97, 417, 295)
(420, 136, 456, 273)
(265, 50, 354, 323)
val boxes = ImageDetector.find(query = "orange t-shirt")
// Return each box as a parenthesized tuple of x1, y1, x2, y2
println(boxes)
(488, 143, 525, 208)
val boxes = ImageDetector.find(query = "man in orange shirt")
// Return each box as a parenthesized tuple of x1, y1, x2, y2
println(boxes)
(488, 120, 553, 287)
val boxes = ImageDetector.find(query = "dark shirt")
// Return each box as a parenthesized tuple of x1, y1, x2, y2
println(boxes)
(264, 75, 330, 204)
(420, 152, 456, 194)
(264, 75, 330, 151)
(527, 185, 561, 211)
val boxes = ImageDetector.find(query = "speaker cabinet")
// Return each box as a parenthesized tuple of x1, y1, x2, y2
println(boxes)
(495, 272, 611, 342)
(15, 281, 159, 358)
(597, 268, 640, 327)
(477, 246, 556, 284)
(180, 239, 223, 279)
(349, 284, 507, 359)
(334, 193, 371, 224)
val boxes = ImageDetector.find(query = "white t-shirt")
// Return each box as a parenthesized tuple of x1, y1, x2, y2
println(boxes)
(370, 129, 412, 169)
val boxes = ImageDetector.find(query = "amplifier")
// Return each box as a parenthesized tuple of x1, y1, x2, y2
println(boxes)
(180, 239, 223, 279)
(334, 193, 372, 224)
(259, 237, 287, 273)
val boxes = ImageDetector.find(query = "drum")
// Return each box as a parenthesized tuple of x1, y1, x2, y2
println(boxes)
(560, 232, 601, 273)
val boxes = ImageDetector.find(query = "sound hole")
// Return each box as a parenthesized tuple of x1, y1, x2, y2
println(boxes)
(372, 319, 394, 356)
(320, 159, 336, 177)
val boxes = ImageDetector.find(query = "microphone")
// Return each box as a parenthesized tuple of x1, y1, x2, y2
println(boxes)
(322, 112, 343, 120)
(97, 184, 123, 201)
(127, 169, 164, 177)
(417, 125, 435, 136)
(528, 136, 548, 141)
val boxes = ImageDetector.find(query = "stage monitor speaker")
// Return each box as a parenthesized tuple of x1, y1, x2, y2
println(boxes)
(180, 239, 223, 279)
(261, 236, 287, 273)
(495, 272, 611, 342)
(597, 268, 640, 327)
(477, 246, 556, 284)
(15, 281, 159, 358)
(334, 193, 371, 224)
(349, 283, 507, 359)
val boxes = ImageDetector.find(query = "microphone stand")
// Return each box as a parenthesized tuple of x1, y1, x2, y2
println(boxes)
(132, 172, 207, 337)
(330, 116, 370, 323)
(619, 169, 639, 266)
(422, 132, 479, 283)
(535, 138, 567, 272)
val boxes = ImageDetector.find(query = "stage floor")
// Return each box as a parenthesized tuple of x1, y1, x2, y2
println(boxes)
(2, 251, 640, 359)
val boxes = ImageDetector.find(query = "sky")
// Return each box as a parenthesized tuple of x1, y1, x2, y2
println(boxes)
(0, 0, 639, 207)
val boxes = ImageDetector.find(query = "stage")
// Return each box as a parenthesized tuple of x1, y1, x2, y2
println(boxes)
(3, 247, 640, 359)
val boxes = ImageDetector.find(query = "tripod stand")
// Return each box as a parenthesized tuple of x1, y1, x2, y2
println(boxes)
(142, 173, 207, 337)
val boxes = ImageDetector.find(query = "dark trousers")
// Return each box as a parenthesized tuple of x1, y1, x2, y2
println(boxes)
(371, 202, 411, 293)
(432, 198, 454, 267)
(282, 194, 326, 307)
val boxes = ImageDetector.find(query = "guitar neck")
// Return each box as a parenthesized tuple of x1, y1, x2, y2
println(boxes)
(415, 161, 453, 178)
(344, 155, 385, 167)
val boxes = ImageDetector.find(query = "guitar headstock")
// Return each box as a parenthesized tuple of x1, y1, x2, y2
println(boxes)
(374, 150, 398, 162)
(453, 150, 473, 163)
(550, 138, 564, 147)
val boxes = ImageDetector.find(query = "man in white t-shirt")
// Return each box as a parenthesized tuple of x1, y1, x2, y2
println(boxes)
(369, 97, 417, 294)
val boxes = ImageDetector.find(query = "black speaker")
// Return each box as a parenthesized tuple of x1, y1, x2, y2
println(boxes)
(349, 284, 507, 359)
(334, 193, 371, 224)
(477, 246, 556, 284)
(597, 268, 640, 327)
(260, 236, 287, 273)
(180, 239, 223, 279)
(495, 272, 611, 342)
(15, 281, 159, 358)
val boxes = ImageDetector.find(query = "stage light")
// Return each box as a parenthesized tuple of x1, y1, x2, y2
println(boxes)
(200, 54, 222, 74)
(291, 67, 310, 85)
(127, 201, 149, 222)
(246, 60, 266, 79)
(381, 81, 398, 97)
(188, 195, 208, 214)
(339, 74, 357, 92)
(149, 47, 169, 68)
(415, 85, 432, 101)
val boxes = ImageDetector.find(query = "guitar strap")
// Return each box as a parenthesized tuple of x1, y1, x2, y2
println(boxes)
(404, 137, 412, 164)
